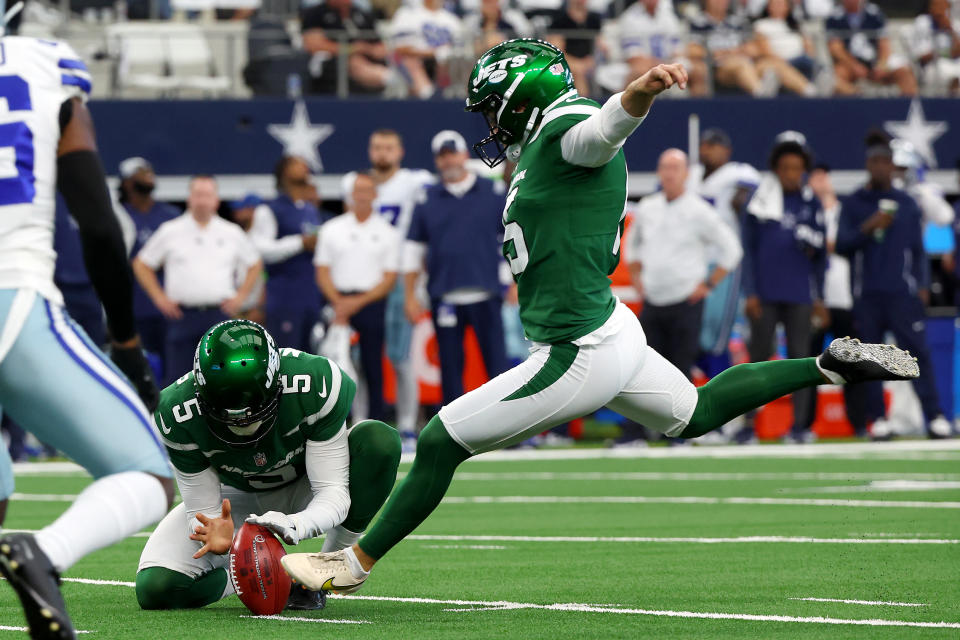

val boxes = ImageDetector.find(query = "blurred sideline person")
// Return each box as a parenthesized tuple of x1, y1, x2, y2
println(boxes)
(836, 132, 951, 439)
(316, 173, 401, 423)
(344, 130, 435, 436)
(133, 176, 264, 386)
(404, 131, 509, 407)
(118, 156, 180, 369)
(687, 128, 760, 375)
(742, 132, 826, 443)
(0, 36, 173, 639)
(624, 149, 742, 445)
(249, 156, 328, 352)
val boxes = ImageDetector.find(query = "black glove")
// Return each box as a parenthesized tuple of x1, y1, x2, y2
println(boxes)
(110, 344, 160, 412)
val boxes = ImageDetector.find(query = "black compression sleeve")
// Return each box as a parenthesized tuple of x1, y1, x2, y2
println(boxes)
(56, 150, 137, 343)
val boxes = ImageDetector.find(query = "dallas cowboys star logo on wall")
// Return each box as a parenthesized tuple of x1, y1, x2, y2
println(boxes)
(883, 99, 948, 169)
(267, 101, 335, 172)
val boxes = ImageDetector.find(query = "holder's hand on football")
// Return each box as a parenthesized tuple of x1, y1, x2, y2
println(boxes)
(246, 511, 303, 545)
(190, 499, 234, 559)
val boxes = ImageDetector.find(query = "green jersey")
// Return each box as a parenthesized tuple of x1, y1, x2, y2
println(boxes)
(154, 349, 355, 492)
(504, 96, 627, 344)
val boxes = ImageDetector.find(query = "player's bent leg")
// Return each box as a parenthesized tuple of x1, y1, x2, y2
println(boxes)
(137, 503, 235, 610)
(322, 420, 402, 552)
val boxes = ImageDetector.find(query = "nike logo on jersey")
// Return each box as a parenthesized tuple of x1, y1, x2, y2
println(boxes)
(318, 377, 328, 399)
(158, 414, 171, 435)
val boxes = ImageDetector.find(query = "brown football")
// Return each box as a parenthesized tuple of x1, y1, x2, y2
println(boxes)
(229, 522, 292, 615)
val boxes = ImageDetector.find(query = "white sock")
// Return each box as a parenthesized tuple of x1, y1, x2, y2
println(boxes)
(321, 525, 362, 552)
(392, 360, 419, 433)
(816, 355, 846, 385)
(342, 545, 369, 579)
(35, 471, 167, 573)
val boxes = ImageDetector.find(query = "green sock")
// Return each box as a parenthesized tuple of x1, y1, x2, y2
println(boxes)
(135, 566, 229, 610)
(340, 420, 402, 533)
(359, 415, 471, 560)
(681, 357, 824, 439)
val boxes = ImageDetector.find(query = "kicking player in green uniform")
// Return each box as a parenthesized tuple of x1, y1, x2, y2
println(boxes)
(281, 39, 919, 595)
(135, 319, 401, 611)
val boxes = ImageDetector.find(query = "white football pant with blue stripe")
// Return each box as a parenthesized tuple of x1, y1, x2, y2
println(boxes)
(0, 289, 171, 502)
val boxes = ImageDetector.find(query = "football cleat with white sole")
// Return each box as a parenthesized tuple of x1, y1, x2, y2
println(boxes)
(817, 337, 919, 384)
(0, 533, 75, 640)
(281, 548, 368, 594)
(928, 415, 953, 440)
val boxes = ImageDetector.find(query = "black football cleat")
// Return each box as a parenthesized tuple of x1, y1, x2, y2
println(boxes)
(818, 337, 919, 384)
(0, 533, 75, 639)
(285, 583, 327, 611)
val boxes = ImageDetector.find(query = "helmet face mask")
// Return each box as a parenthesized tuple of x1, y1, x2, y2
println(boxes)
(465, 38, 576, 168)
(193, 320, 282, 448)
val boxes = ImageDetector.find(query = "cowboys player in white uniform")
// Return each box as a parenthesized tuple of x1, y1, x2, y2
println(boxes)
(342, 129, 433, 441)
(0, 29, 173, 639)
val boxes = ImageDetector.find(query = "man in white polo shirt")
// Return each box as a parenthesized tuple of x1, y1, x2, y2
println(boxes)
(132, 175, 264, 385)
(315, 172, 400, 424)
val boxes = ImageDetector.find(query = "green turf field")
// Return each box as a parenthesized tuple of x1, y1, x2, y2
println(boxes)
(3, 441, 960, 639)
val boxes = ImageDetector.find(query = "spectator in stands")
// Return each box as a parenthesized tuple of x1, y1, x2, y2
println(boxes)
(248, 156, 328, 352)
(301, 0, 391, 94)
(464, 0, 533, 54)
(133, 175, 264, 385)
(618, 0, 708, 95)
(627, 149, 742, 383)
(805, 164, 869, 437)
(944, 164, 960, 306)
(547, 0, 604, 95)
(742, 132, 826, 443)
(826, 0, 917, 96)
(688, 0, 813, 96)
(118, 157, 180, 367)
(753, 0, 818, 80)
(390, 0, 464, 99)
(315, 173, 401, 421)
(403, 131, 509, 406)
(911, 0, 960, 95)
(836, 132, 950, 439)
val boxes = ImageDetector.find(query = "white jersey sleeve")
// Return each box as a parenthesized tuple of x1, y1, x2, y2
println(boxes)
(375, 168, 436, 239)
(0, 37, 95, 305)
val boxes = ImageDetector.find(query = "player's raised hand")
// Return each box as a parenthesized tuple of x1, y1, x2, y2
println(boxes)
(190, 499, 235, 558)
(621, 63, 688, 118)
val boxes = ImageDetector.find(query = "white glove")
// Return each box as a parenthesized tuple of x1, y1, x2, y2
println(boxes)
(245, 511, 305, 546)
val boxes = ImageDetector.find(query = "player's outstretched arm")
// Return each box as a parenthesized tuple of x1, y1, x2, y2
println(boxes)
(56, 98, 159, 409)
(621, 63, 688, 118)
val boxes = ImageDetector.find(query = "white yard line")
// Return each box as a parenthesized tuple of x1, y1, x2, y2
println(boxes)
(239, 615, 369, 624)
(446, 472, 960, 482)
(42, 577, 960, 631)
(9, 493, 78, 502)
(781, 481, 960, 494)
(333, 595, 960, 630)
(406, 534, 959, 545)
(790, 597, 928, 607)
(11, 441, 960, 478)
(440, 495, 960, 509)
(420, 544, 508, 550)
(0, 626, 90, 634)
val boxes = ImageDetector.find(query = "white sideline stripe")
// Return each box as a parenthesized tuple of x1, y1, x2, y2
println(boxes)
(421, 544, 508, 550)
(780, 480, 960, 493)
(48, 578, 960, 631)
(446, 472, 960, 482)
(9, 493, 78, 502)
(406, 534, 959, 545)
(239, 615, 369, 625)
(0, 626, 90, 634)
(440, 495, 960, 509)
(333, 595, 960, 629)
(11, 440, 960, 476)
(791, 597, 927, 607)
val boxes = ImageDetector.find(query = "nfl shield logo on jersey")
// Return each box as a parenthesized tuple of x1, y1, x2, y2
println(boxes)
(253, 452, 267, 467)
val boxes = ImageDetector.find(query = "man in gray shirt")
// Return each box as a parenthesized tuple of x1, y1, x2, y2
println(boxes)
(626, 148, 742, 381)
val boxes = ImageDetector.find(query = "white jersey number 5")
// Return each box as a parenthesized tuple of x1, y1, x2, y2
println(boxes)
(503, 221, 529, 275)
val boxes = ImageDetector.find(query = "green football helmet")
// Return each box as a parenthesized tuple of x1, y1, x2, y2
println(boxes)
(193, 319, 281, 447)
(465, 38, 576, 167)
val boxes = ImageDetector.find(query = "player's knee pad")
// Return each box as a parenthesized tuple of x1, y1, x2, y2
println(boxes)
(350, 420, 402, 466)
(135, 567, 192, 610)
